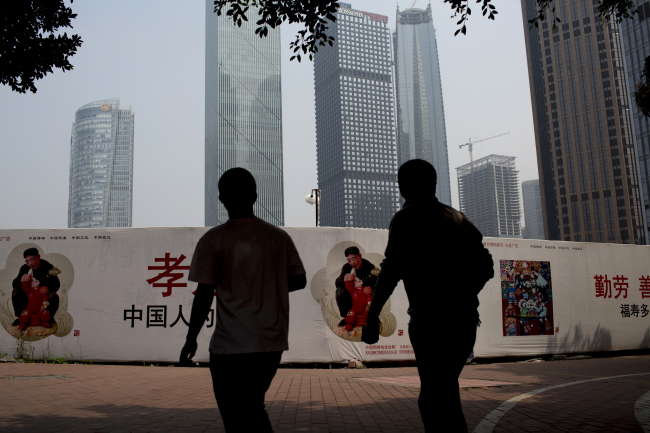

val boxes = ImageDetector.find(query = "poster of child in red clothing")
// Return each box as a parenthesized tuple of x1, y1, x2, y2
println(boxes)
(501, 260, 554, 336)
(18, 276, 53, 331)
(310, 241, 397, 342)
(0, 244, 75, 341)
(342, 270, 373, 331)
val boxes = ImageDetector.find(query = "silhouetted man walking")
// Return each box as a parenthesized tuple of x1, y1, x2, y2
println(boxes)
(180, 168, 306, 433)
(363, 159, 494, 432)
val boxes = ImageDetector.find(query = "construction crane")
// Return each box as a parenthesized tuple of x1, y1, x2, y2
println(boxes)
(458, 132, 510, 168)
(458, 132, 510, 222)
(405, 0, 418, 12)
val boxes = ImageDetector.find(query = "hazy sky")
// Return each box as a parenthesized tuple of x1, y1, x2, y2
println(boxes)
(0, 0, 538, 229)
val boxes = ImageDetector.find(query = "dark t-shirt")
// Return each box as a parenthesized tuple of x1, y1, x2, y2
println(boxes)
(369, 198, 494, 325)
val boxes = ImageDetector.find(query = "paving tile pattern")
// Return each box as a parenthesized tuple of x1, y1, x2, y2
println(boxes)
(0, 355, 649, 432)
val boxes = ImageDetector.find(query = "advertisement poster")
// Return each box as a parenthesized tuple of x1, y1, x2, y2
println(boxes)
(309, 241, 397, 341)
(501, 260, 553, 336)
(1, 229, 649, 363)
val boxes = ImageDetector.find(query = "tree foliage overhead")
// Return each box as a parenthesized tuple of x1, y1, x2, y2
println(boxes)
(212, 0, 339, 62)
(1, 0, 82, 94)
(3, 0, 650, 118)
(527, 0, 636, 29)
(634, 56, 650, 118)
(443, 0, 499, 36)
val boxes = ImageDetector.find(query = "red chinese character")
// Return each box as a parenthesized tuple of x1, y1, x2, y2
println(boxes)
(398, 329, 403, 336)
(594, 275, 612, 298)
(73, 330, 80, 336)
(613, 275, 628, 299)
(640, 276, 650, 299)
(147, 253, 190, 297)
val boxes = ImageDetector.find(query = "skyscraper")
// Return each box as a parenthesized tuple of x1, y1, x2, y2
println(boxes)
(620, 4, 650, 243)
(394, 4, 451, 205)
(522, 179, 545, 239)
(314, 3, 399, 229)
(68, 98, 134, 228)
(520, 0, 646, 244)
(457, 155, 522, 238)
(205, 1, 284, 227)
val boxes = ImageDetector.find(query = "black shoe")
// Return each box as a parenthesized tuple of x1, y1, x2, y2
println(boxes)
(338, 319, 347, 327)
(12, 318, 20, 326)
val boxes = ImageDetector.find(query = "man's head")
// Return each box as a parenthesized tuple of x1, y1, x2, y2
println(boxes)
(397, 159, 437, 201)
(23, 248, 41, 270)
(218, 168, 258, 210)
(344, 246, 362, 269)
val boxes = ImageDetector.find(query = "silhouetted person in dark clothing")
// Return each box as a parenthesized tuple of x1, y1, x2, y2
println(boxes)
(362, 159, 494, 433)
(180, 167, 306, 433)
(12, 248, 60, 326)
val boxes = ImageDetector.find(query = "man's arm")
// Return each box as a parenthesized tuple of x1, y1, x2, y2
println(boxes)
(12, 266, 27, 291)
(47, 274, 61, 293)
(179, 283, 215, 365)
(41, 274, 60, 295)
(463, 219, 494, 295)
(289, 274, 306, 292)
(362, 219, 404, 344)
(286, 235, 307, 293)
(334, 264, 349, 289)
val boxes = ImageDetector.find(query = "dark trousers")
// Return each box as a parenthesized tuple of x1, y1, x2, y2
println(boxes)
(209, 351, 282, 433)
(409, 321, 477, 433)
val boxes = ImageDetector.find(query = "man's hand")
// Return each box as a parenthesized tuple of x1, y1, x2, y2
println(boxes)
(179, 339, 197, 366)
(180, 283, 215, 366)
(344, 273, 354, 282)
(39, 287, 49, 295)
(361, 320, 380, 345)
(21, 274, 31, 283)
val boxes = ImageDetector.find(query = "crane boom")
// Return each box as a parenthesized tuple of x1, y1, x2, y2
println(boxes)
(406, 0, 418, 12)
(458, 131, 510, 166)
(459, 132, 510, 149)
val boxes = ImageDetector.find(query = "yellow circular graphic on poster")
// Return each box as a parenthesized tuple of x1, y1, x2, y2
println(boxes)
(310, 241, 396, 342)
(0, 244, 75, 342)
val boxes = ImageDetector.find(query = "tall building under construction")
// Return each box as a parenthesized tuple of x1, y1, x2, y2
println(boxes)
(457, 155, 522, 238)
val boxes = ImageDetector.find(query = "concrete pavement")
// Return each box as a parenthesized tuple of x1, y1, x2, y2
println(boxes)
(1, 355, 649, 432)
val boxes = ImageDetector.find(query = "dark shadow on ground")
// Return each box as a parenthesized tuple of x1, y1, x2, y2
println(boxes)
(0, 390, 483, 433)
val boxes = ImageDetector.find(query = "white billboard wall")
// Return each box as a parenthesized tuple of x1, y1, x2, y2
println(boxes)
(0, 228, 648, 363)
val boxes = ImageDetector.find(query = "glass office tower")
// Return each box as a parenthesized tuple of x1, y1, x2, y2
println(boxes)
(394, 4, 452, 205)
(314, 3, 400, 229)
(205, 1, 284, 226)
(520, 0, 646, 244)
(68, 98, 134, 228)
(522, 179, 545, 239)
(620, 3, 650, 243)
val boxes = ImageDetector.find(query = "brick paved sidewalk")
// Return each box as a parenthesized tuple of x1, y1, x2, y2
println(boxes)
(1, 355, 649, 432)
